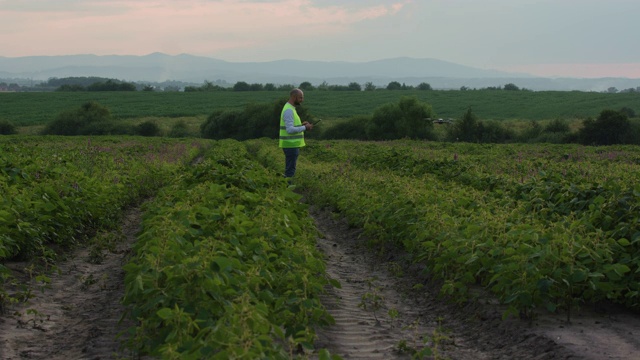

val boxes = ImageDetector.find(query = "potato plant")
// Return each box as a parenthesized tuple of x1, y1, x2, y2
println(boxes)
(0, 136, 206, 310)
(248, 138, 640, 318)
(122, 139, 336, 359)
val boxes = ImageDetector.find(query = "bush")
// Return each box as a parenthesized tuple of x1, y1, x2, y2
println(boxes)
(544, 119, 570, 133)
(201, 110, 243, 140)
(620, 106, 636, 118)
(87, 79, 136, 91)
(624, 121, 640, 145)
(531, 132, 570, 144)
(168, 120, 190, 138)
(519, 121, 543, 142)
(478, 120, 515, 143)
(43, 101, 113, 136)
(200, 98, 314, 140)
(243, 102, 278, 140)
(80, 121, 132, 135)
(446, 108, 480, 142)
(579, 109, 631, 145)
(42, 111, 84, 135)
(0, 119, 18, 135)
(321, 115, 370, 140)
(135, 121, 162, 137)
(365, 96, 434, 140)
(446, 110, 514, 143)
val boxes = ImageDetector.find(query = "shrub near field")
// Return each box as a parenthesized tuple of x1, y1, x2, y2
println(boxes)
(248, 138, 640, 320)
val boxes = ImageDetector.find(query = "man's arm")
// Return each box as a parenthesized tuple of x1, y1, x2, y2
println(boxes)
(284, 109, 306, 134)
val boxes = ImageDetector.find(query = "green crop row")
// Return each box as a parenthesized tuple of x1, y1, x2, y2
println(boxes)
(248, 139, 640, 318)
(0, 136, 206, 310)
(122, 139, 336, 359)
(0, 136, 204, 260)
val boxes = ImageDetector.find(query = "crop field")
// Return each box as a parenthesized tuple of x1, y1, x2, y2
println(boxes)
(1, 90, 639, 126)
(249, 139, 640, 318)
(2, 133, 640, 358)
(0, 136, 335, 358)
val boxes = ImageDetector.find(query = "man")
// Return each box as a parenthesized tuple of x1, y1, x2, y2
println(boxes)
(279, 88, 313, 179)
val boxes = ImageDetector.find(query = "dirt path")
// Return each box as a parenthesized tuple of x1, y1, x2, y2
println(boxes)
(310, 207, 640, 360)
(0, 207, 142, 360)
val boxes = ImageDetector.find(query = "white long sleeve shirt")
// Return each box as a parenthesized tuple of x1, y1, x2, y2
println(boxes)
(283, 108, 306, 134)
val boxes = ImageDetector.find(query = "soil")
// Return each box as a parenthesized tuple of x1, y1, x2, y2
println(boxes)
(1, 204, 639, 360)
(0, 207, 142, 360)
(309, 206, 640, 360)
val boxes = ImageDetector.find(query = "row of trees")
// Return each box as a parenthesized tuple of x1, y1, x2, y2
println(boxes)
(186, 80, 435, 92)
(51, 78, 437, 92)
(36, 76, 640, 93)
(0, 82, 21, 91)
(3, 76, 640, 93)
(56, 79, 139, 92)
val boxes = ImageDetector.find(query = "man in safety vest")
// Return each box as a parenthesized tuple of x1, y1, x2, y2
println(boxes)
(279, 88, 313, 179)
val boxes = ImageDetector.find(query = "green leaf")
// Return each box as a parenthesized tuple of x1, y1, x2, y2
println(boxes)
(157, 308, 173, 320)
(329, 278, 341, 289)
(212, 256, 233, 272)
(0, 210, 12, 221)
(568, 269, 587, 283)
(318, 349, 332, 360)
(613, 263, 631, 276)
(135, 274, 144, 291)
(617, 238, 631, 246)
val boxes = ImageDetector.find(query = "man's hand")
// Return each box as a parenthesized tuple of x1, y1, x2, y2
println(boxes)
(303, 121, 313, 130)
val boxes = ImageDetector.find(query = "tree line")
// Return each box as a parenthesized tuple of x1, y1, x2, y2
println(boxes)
(184, 80, 436, 92)
(3, 76, 639, 93)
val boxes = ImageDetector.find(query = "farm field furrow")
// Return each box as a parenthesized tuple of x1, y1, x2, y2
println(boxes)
(3, 135, 640, 359)
(250, 138, 640, 318)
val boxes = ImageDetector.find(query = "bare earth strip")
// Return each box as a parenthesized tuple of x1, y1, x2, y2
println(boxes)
(309, 206, 640, 360)
(0, 207, 142, 360)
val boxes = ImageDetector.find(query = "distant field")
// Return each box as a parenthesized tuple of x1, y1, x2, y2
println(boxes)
(1, 90, 638, 126)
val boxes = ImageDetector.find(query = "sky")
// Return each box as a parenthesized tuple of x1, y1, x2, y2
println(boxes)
(1, 0, 640, 79)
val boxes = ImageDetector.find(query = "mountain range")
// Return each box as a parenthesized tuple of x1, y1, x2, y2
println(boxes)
(1, 52, 639, 92)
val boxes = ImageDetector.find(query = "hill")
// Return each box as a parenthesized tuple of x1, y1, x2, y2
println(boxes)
(1, 53, 639, 91)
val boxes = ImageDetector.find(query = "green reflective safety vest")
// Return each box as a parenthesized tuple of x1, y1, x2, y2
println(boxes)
(279, 103, 306, 148)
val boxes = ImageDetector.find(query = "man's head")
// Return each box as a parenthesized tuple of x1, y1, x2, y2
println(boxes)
(289, 88, 304, 106)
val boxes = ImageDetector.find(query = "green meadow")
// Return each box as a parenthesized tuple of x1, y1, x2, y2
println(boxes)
(2, 90, 639, 129)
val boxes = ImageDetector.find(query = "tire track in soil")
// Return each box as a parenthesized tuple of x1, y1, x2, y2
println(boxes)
(309, 207, 581, 360)
(0, 207, 144, 360)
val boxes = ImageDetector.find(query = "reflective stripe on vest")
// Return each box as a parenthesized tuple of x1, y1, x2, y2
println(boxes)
(279, 103, 306, 148)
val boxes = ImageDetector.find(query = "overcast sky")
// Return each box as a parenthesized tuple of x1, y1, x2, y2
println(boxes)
(1, 0, 639, 78)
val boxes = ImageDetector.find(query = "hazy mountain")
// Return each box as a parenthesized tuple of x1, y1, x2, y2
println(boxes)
(0, 53, 638, 91)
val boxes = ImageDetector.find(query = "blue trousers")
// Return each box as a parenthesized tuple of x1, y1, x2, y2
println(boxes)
(283, 147, 300, 178)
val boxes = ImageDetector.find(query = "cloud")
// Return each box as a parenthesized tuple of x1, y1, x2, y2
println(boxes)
(4, 0, 637, 78)
(0, 0, 412, 57)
